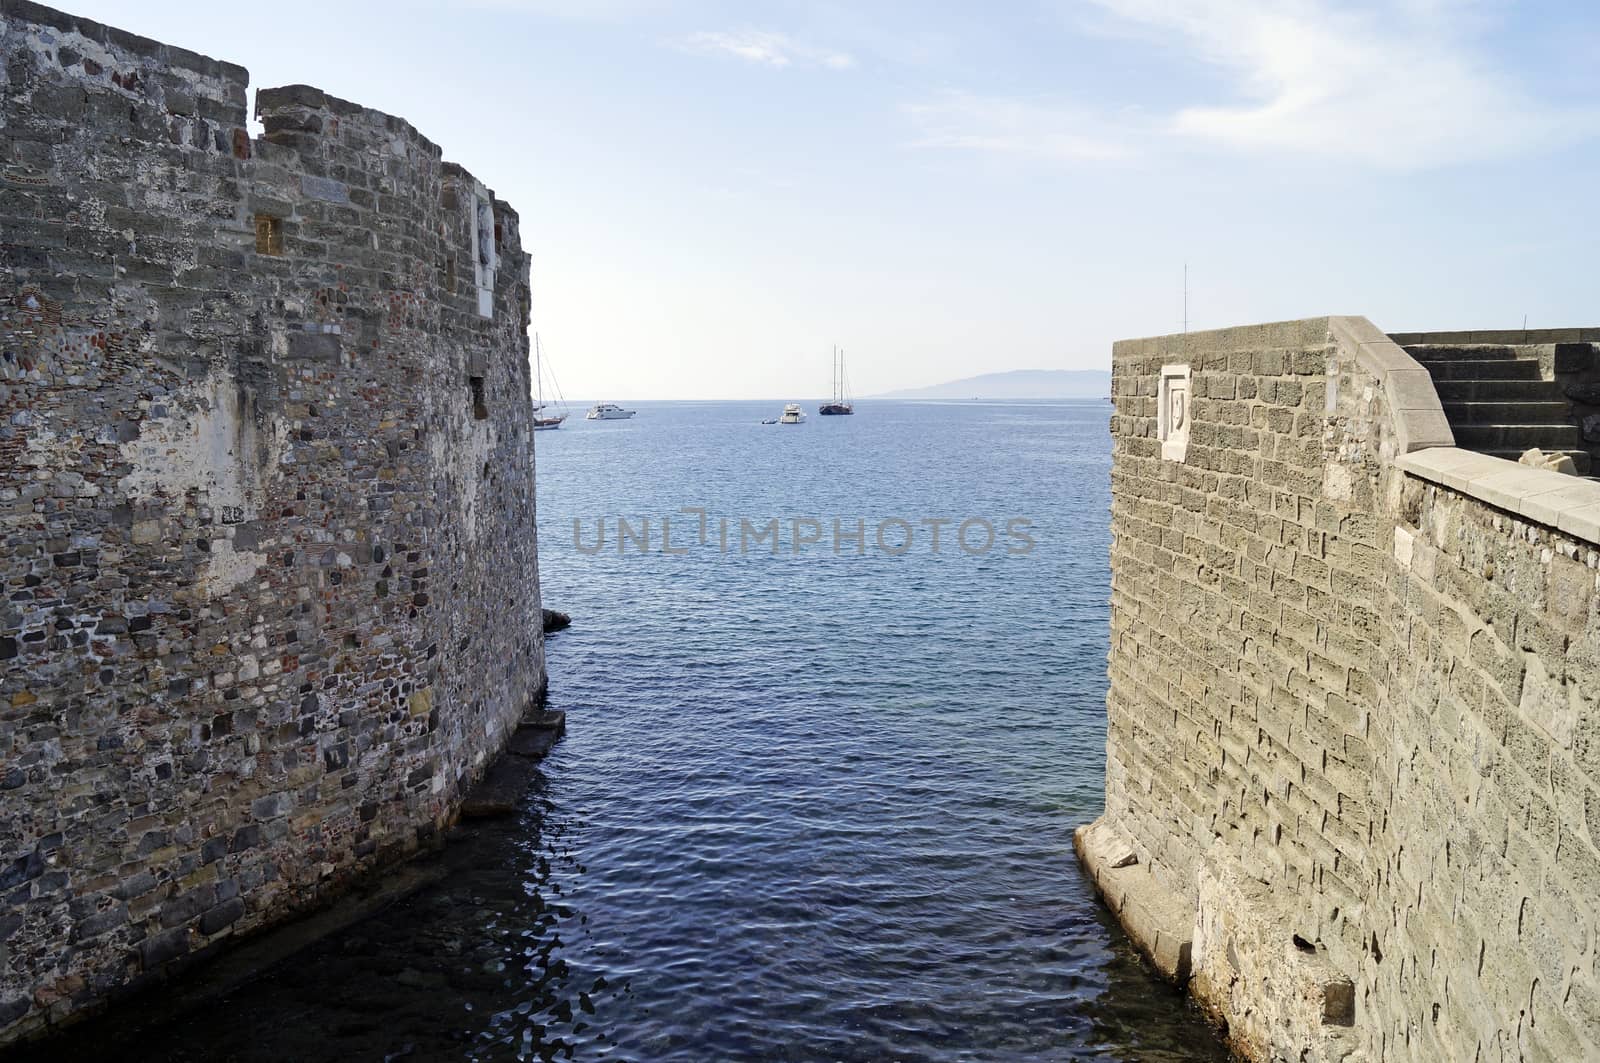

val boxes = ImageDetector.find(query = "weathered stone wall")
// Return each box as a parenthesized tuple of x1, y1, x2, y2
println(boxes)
(1374, 459, 1600, 1061)
(0, 1, 544, 1041)
(1086, 315, 1600, 1061)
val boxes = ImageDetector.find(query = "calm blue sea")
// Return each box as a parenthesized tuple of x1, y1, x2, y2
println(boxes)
(66, 400, 1228, 1062)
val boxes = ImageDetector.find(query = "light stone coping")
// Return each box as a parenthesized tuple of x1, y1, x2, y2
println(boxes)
(1327, 315, 1455, 454)
(1395, 447, 1600, 546)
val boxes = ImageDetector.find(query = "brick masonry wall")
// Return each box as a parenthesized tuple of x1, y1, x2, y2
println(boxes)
(1095, 316, 1600, 1061)
(0, 1, 544, 1041)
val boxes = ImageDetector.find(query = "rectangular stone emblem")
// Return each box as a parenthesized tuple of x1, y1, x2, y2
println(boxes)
(472, 183, 497, 319)
(1159, 363, 1192, 462)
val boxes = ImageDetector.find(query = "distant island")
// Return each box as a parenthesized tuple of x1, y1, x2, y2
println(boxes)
(872, 369, 1111, 401)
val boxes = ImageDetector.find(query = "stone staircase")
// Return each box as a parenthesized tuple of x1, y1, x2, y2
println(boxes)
(1399, 343, 1592, 474)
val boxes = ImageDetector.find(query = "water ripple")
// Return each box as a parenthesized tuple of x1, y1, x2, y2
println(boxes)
(523, 401, 1227, 1062)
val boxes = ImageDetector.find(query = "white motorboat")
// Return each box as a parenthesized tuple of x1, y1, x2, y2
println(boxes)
(779, 403, 805, 424)
(586, 402, 637, 420)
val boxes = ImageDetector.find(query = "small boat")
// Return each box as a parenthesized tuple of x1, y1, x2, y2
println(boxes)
(818, 345, 854, 416)
(532, 334, 568, 430)
(779, 403, 805, 424)
(586, 402, 636, 420)
(760, 417, 778, 425)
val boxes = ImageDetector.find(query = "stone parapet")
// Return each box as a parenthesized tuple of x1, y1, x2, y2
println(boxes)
(1396, 449, 1600, 544)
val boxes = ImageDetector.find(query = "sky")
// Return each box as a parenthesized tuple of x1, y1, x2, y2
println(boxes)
(65, 1, 1600, 399)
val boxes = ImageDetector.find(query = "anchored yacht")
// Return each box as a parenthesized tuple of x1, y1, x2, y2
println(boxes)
(532, 334, 568, 430)
(819, 346, 854, 415)
(586, 402, 637, 420)
(779, 403, 805, 424)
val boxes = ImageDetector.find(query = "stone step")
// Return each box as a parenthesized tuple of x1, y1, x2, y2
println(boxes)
(1433, 379, 1566, 402)
(1420, 359, 1543, 381)
(1405, 341, 1599, 372)
(1441, 401, 1572, 424)
(1483, 449, 1594, 475)
(1454, 423, 1584, 450)
(1404, 344, 1525, 361)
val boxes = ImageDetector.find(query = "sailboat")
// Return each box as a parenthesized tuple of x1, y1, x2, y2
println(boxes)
(819, 345, 854, 415)
(533, 334, 568, 430)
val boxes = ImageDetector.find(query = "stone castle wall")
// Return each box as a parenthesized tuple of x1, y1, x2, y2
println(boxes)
(0, 1, 544, 1041)
(1084, 316, 1600, 1061)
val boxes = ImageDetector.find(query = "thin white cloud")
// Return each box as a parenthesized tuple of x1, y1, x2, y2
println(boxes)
(675, 30, 856, 70)
(910, 0, 1597, 169)
(904, 92, 1132, 163)
(1090, 0, 1598, 166)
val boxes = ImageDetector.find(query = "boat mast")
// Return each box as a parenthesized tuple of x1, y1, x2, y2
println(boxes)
(535, 333, 544, 410)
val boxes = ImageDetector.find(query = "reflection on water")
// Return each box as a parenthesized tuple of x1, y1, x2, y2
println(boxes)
(39, 401, 1229, 1062)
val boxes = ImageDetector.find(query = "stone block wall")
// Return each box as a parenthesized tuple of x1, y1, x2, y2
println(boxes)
(1375, 462, 1600, 1061)
(1088, 315, 1600, 1061)
(0, 1, 545, 1041)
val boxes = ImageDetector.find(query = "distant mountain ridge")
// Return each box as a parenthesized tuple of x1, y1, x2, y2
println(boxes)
(872, 368, 1110, 401)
